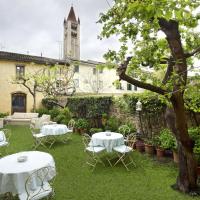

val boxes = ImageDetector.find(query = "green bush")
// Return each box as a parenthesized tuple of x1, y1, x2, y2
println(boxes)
(42, 97, 58, 109)
(49, 108, 61, 120)
(67, 96, 112, 119)
(118, 125, 131, 136)
(48, 107, 71, 125)
(0, 112, 9, 118)
(75, 118, 89, 130)
(159, 128, 176, 150)
(35, 108, 49, 117)
(90, 128, 103, 135)
(105, 116, 120, 132)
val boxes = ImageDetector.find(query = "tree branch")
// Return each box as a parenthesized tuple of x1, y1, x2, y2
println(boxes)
(185, 47, 200, 58)
(117, 57, 167, 95)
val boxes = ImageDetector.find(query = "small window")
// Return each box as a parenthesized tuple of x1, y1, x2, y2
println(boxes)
(93, 68, 97, 75)
(116, 82, 122, 90)
(127, 83, 132, 91)
(16, 65, 25, 79)
(134, 85, 137, 91)
(74, 79, 79, 88)
(99, 69, 103, 74)
(74, 65, 79, 73)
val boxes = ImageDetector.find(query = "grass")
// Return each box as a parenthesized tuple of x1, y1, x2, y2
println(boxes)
(1, 125, 198, 200)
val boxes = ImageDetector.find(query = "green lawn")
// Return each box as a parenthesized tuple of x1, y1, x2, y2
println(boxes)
(1, 125, 198, 200)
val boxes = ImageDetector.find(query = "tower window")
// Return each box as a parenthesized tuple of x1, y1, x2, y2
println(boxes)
(74, 65, 79, 73)
(127, 83, 132, 91)
(16, 65, 25, 79)
(93, 68, 96, 75)
(71, 23, 77, 30)
(71, 32, 77, 38)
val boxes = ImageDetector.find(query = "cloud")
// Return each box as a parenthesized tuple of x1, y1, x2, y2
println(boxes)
(0, 0, 114, 61)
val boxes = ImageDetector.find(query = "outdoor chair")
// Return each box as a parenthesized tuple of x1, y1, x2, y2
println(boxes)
(113, 135, 136, 171)
(68, 119, 75, 132)
(0, 129, 11, 156)
(30, 126, 47, 149)
(82, 133, 106, 171)
(18, 166, 56, 200)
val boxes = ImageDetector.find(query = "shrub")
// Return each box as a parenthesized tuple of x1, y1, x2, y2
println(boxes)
(90, 128, 103, 135)
(105, 116, 120, 132)
(54, 108, 71, 125)
(118, 125, 131, 136)
(49, 108, 61, 120)
(35, 108, 49, 117)
(67, 96, 112, 119)
(0, 112, 9, 118)
(42, 97, 58, 109)
(159, 128, 176, 150)
(75, 118, 89, 130)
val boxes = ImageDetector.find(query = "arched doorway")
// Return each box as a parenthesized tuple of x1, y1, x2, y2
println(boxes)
(11, 92, 26, 114)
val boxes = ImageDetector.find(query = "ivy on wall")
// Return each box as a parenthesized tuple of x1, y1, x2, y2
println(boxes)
(67, 96, 112, 119)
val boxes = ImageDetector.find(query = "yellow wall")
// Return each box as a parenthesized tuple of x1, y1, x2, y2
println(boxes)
(0, 60, 44, 114)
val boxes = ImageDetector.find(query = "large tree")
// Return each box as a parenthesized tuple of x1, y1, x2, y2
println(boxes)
(99, 0, 200, 193)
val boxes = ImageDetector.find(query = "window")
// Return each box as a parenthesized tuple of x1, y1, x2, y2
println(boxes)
(134, 85, 137, 91)
(93, 68, 96, 75)
(99, 69, 103, 74)
(74, 65, 79, 73)
(127, 83, 132, 91)
(74, 79, 79, 88)
(16, 65, 25, 79)
(116, 82, 122, 90)
(99, 81, 103, 89)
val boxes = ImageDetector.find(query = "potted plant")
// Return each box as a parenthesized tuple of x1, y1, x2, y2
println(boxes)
(75, 118, 89, 134)
(144, 138, 155, 155)
(118, 124, 131, 137)
(157, 128, 175, 159)
(135, 132, 145, 153)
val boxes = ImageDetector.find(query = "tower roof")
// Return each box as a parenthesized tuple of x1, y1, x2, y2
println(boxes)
(67, 6, 77, 22)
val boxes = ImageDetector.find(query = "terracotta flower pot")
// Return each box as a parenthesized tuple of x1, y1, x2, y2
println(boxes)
(173, 151, 179, 163)
(145, 144, 155, 155)
(156, 148, 165, 158)
(135, 140, 145, 153)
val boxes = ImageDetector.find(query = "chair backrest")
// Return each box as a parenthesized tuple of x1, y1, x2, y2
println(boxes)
(0, 129, 11, 143)
(82, 133, 91, 148)
(68, 119, 75, 131)
(25, 166, 56, 200)
(127, 133, 136, 148)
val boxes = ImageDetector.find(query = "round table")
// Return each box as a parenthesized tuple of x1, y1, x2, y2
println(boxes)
(0, 151, 55, 195)
(91, 132, 124, 152)
(41, 124, 69, 136)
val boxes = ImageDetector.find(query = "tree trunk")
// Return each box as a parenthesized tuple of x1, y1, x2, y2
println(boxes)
(33, 93, 36, 112)
(170, 95, 197, 193)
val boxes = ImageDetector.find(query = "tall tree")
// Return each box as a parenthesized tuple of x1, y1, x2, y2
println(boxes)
(99, 0, 200, 193)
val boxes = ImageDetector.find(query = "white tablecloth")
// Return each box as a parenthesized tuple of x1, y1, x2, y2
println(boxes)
(0, 151, 55, 195)
(91, 132, 124, 152)
(41, 124, 69, 136)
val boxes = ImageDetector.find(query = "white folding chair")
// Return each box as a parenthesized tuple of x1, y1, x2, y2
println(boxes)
(113, 135, 136, 171)
(18, 166, 56, 200)
(30, 126, 47, 149)
(0, 129, 11, 156)
(82, 133, 106, 171)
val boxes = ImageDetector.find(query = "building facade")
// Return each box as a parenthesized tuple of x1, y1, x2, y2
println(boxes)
(0, 6, 141, 114)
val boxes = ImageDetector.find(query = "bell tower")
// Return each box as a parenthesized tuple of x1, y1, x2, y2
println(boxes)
(63, 6, 80, 60)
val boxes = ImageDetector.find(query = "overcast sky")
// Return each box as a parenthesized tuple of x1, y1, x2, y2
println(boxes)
(0, 0, 116, 61)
